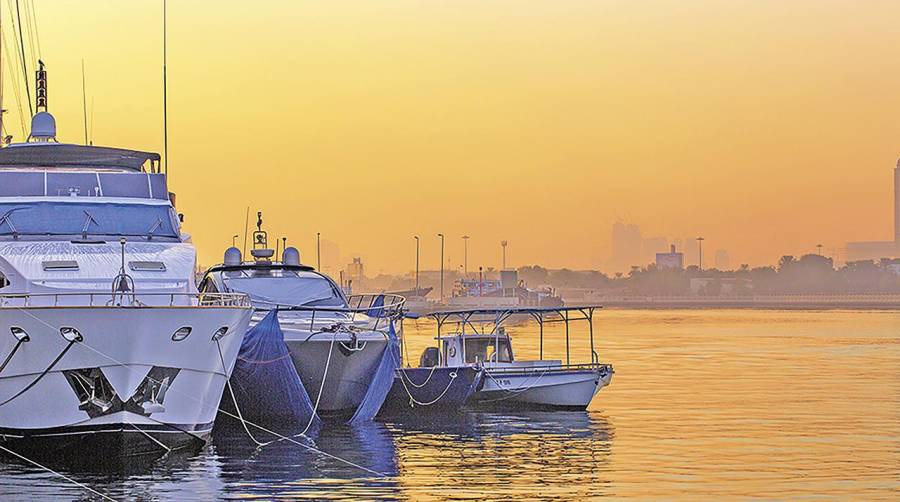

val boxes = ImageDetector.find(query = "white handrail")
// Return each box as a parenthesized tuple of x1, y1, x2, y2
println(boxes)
(0, 291, 250, 308)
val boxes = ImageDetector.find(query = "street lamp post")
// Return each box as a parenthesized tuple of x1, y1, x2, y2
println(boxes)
(501, 240, 508, 269)
(232, 234, 238, 248)
(438, 233, 445, 300)
(462, 235, 470, 277)
(316, 232, 321, 270)
(816, 243, 823, 256)
(414, 236, 420, 291)
(696, 237, 705, 271)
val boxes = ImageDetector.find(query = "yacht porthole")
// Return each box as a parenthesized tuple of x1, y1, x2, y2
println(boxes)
(212, 326, 229, 341)
(59, 327, 83, 342)
(9, 327, 29, 342)
(171, 327, 192, 342)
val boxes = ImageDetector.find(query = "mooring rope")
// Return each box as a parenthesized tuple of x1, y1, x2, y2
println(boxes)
(301, 329, 335, 436)
(0, 443, 117, 501)
(9, 305, 386, 478)
(396, 368, 457, 407)
(0, 337, 28, 375)
(0, 325, 80, 407)
(215, 338, 271, 448)
(478, 368, 550, 403)
(399, 364, 438, 389)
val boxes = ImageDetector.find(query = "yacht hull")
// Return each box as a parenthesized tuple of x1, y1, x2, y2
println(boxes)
(469, 366, 613, 410)
(0, 306, 249, 460)
(380, 366, 483, 415)
(283, 329, 388, 418)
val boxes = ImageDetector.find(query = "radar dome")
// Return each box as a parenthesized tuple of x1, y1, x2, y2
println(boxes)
(283, 247, 301, 266)
(29, 112, 57, 142)
(224, 247, 242, 266)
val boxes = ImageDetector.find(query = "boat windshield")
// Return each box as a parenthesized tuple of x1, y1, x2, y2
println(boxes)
(0, 201, 179, 240)
(465, 337, 513, 364)
(222, 269, 345, 308)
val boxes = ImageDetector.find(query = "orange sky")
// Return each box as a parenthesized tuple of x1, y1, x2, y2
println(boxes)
(3, 1, 899, 274)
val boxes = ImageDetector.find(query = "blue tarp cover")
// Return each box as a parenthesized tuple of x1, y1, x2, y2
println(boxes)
(226, 310, 319, 431)
(349, 297, 400, 424)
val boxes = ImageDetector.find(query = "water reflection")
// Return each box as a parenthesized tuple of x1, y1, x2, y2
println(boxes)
(2, 310, 898, 500)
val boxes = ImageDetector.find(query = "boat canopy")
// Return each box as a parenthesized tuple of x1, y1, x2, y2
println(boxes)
(222, 269, 346, 308)
(0, 144, 160, 172)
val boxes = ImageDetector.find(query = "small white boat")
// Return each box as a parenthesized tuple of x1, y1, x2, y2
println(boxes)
(424, 307, 613, 410)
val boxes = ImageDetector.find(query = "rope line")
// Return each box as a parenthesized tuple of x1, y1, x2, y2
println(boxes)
(302, 329, 334, 436)
(0, 338, 26, 374)
(477, 368, 550, 403)
(13, 0, 31, 117)
(216, 339, 270, 448)
(0, 338, 77, 407)
(396, 369, 457, 407)
(6, 305, 385, 477)
(399, 364, 437, 389)
(0, 443, 117, 501)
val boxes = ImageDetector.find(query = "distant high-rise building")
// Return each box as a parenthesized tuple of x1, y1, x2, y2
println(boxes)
(609, 222, 642, 272)
(656, 244, 684, 269)
(845, 159, 900, 261)
(894, 158, 900, 243)
(345, 257, 365, 284)
(714, 249, 730, 270)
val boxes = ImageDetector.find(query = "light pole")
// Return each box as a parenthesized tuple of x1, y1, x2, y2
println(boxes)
(282, 237, 286, 261)
(816, 243, 823, 256)
(414, 236, 420, 291)
(438, 233, 445, 300)
(232, 234, 238, 248)
(501, 240, 508, 269)
(462, 235, 470, 277)
(696, 236, 705, 271)
(316, 232, 321, 270)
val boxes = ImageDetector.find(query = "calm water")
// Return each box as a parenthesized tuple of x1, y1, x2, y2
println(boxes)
(1, 309, 898, 500)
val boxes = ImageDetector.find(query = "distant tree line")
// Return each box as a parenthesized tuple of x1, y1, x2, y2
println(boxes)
(517, 255, 900, 296)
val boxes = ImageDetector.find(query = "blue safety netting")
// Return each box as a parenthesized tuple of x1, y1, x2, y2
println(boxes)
(225, 310, 319, 431)
(348, 297, 400, 424)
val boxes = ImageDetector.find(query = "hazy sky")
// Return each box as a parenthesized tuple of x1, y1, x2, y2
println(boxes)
(4, 1, 899, 273)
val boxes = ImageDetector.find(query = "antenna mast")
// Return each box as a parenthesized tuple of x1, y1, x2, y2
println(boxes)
(81, 60, 87, 145)
(0, 4, 4, 144)
(14, 0, 31, 118)
(162, 0, 168, 177)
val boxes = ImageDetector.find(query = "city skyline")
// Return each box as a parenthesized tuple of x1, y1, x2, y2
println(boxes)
(5, 1, 898, 274)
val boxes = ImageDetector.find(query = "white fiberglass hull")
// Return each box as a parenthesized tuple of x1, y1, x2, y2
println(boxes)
(471, 365, 613, 410)
(0, 305, 250, 459)
(283, 328, 388, 417)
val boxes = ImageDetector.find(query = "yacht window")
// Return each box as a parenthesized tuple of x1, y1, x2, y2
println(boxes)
(0, 271, 7, 289)
(129, 261, 166, 272)
(223, 270, 344, 308)
(464, 338, 513, 364)
(42, 260, 79, 271)
(0, 201, 179, 240)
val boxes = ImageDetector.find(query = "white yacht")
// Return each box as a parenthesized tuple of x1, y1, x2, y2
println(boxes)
(0, 101, 251, 459)
(200, 217, 401, 419)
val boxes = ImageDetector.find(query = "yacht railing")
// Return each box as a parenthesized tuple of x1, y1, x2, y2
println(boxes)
(485, 362, 611, 374)
(255, 293, 407, 333)
(0, 292, 250, 308)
